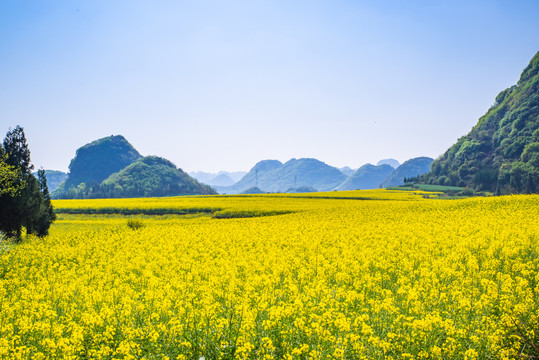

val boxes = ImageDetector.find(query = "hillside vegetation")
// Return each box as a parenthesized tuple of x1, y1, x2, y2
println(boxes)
(65, 135, 141, 188)
(422, 52, 539, 193)
(52, 136, 215, 199)
(100, 156, 215, 197)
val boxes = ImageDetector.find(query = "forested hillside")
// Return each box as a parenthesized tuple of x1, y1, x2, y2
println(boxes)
(422, 52, 539, 193)
(65, 135, 141, 187)
(99, 156, 215, 198)
(52, 137, 216, 199)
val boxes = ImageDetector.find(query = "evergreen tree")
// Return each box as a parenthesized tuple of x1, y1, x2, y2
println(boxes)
(3, 126, 32, 173)
(0, 150, 21, 197)
(0, 126, 55, 241)
(35, 169, 56, 236)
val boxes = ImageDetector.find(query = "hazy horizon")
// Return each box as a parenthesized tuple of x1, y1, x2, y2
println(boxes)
(1, 1, 538, 173)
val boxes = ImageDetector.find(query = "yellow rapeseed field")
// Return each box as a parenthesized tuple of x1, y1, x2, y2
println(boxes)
(0, 190, 538, 359)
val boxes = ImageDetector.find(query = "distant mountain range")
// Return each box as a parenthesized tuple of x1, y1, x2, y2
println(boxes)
(216, 158, 347, 194)
(338, 166, 356, 176)
(45, 135, 439, 198)
(380, 157, 434, 187)
(337, 164, 394, 190)
(214, 160, 282, 194)
(377, 159, 400, 168)
(190, 171, 247, 186)
(52, 135, 215, 199)
(208, 157, 432, 194)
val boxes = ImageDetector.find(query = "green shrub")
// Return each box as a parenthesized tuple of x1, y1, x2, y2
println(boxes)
(126, 219, 145, 230)
(459, 188, 475, 197)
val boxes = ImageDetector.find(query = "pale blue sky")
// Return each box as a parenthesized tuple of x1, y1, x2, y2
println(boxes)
(1, 1, 538, 172)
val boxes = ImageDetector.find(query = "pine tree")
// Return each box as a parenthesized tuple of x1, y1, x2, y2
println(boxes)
(0, 126, 55, 241)
(3, 126, 32, 174)
(35, 169, 56, 236)
(0, 150, 21, 197)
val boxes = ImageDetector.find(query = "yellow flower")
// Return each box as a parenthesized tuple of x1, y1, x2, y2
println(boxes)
(0, 191, 534, 359)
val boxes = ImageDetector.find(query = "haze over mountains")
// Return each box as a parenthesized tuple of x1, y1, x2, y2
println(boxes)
(216, 158, 348, 194)
(41, 134, 436, 198)
(44, 136, 433, 198)
(377, 159, 400, 168)
(190, 171, 247, 187)
(209, 52, 539, 195)
(211, 157, 431, 194)
(41, 52, 539, 198)
(33, 170, 67, 192)
(338, 167, 356, 177)
(337, 164, 395, 191)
